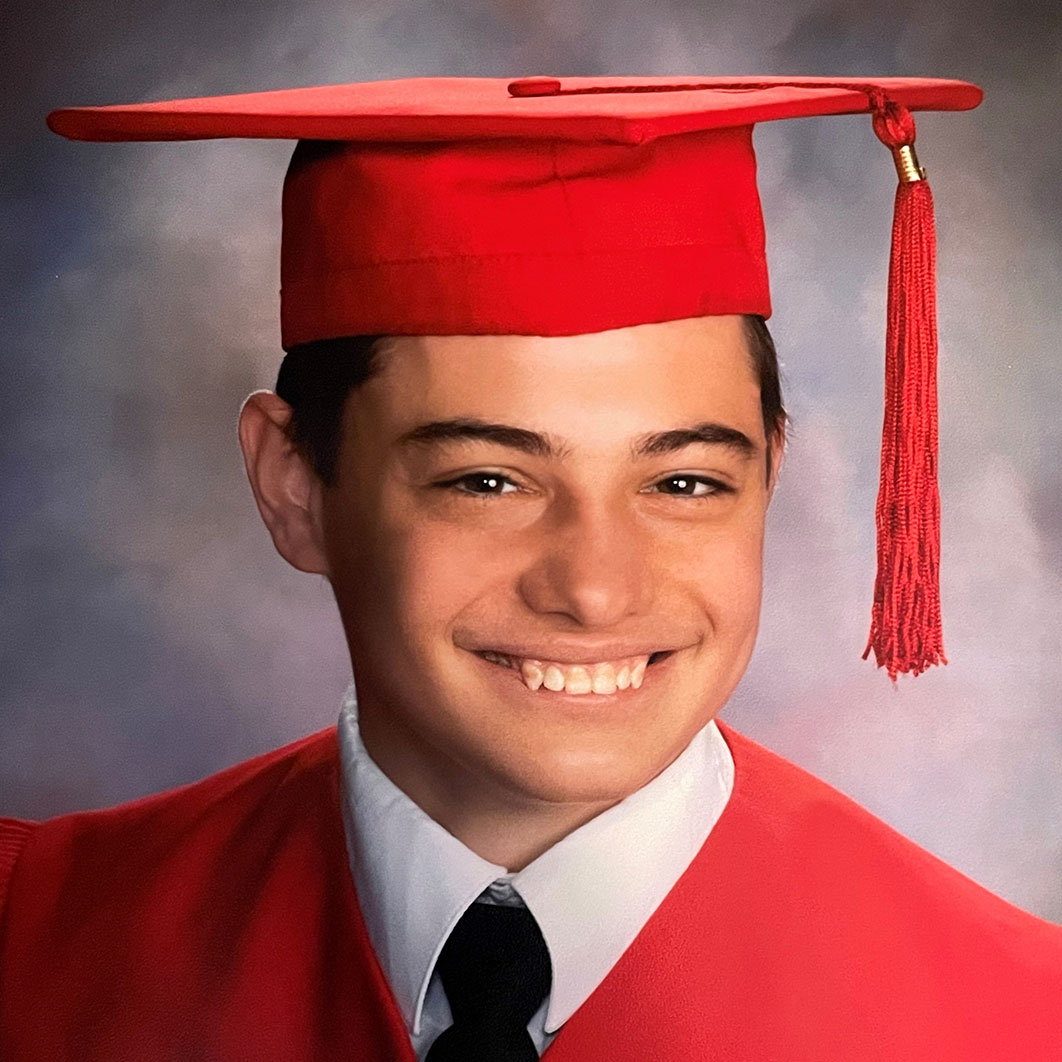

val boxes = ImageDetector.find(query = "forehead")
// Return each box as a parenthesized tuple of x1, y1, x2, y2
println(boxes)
(358, 315, 764, 447)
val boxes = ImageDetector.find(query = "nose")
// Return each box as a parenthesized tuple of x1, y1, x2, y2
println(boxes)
(517, 494, 654, 628)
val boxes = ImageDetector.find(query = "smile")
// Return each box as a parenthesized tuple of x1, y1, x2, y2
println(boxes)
(475, 650, 673, 695)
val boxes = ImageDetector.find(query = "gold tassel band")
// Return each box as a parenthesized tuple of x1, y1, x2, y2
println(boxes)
(892, 144, 926, 183)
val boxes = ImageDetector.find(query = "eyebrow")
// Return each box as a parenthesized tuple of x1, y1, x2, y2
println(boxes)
(633, 422, 757, 458)
(397, 417, 757, 459)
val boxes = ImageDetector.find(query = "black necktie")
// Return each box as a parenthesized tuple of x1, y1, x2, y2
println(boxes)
(425, 901, 552, 1061)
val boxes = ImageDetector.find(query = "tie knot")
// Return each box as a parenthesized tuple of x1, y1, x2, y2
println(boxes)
(426, 901, 552, 1061)
(437, 902, 552, 1024)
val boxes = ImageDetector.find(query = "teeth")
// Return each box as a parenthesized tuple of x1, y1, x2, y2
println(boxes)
(630, 659, 647, 689)
(520, 660, 545, 691)
(563, 666, 592, 695)
(543, 665, 566, 692)
(481, 652, 656, 695)
(591, 664, 618, 695)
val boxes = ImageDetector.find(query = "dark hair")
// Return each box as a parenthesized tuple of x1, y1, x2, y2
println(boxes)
(275, 316, 787, 487)
(743, 313, 788, 482)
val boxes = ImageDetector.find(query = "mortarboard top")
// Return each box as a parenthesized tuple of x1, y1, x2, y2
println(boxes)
(48, 76, 984, 678)
(46, 75, 980, 143)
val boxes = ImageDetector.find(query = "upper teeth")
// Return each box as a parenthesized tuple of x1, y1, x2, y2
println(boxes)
(480, 651, 651, 694)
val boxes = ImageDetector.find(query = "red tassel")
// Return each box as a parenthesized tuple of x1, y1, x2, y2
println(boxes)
(862, 95, 946, 678)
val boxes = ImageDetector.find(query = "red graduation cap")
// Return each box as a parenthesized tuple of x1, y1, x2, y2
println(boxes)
(48, 75, 983, 679)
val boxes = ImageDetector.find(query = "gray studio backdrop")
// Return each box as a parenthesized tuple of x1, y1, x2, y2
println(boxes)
(3, 0, 1061, 921)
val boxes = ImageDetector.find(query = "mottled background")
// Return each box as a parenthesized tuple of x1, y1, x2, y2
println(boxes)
(3, 0, 1060, 921)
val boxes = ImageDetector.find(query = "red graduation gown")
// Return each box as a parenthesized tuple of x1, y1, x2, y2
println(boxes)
(2, 722, 1060, 1060)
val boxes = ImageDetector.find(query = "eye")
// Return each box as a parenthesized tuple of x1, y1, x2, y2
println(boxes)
(436, 472, 521, 496)
(647, 475, 732, 498)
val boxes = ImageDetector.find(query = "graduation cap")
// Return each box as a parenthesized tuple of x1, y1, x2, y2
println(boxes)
(48, 74, 983, 679)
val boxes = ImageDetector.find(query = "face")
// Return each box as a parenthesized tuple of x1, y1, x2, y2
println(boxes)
(319, 314, 777, 814)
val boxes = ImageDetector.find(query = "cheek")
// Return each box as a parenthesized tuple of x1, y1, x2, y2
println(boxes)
(336, 512, 512, 647)
(667, 516, 766, 630)
(400, 527, 499, 627)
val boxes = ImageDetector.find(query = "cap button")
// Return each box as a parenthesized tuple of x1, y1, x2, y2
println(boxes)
(507, 77, 563, 98)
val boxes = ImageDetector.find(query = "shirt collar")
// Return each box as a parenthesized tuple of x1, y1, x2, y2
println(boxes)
(337, 682, 734, 1036)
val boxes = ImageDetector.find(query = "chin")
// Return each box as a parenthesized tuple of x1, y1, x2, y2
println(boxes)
(487, 736, 681, 808)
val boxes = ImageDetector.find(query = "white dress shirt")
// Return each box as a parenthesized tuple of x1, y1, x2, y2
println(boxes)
(337, 682, 734, 1059)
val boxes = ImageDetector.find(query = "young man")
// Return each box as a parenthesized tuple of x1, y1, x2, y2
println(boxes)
(2, 76, 1060, 1060)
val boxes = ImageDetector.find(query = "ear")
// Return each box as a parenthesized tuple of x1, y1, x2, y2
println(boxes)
(238, 390, 331, 575)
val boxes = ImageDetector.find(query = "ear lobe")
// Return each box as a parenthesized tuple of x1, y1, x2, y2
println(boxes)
(238, 390, 331, 575)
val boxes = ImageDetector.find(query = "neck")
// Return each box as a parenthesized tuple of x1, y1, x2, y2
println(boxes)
(356, 702, 620, 871)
